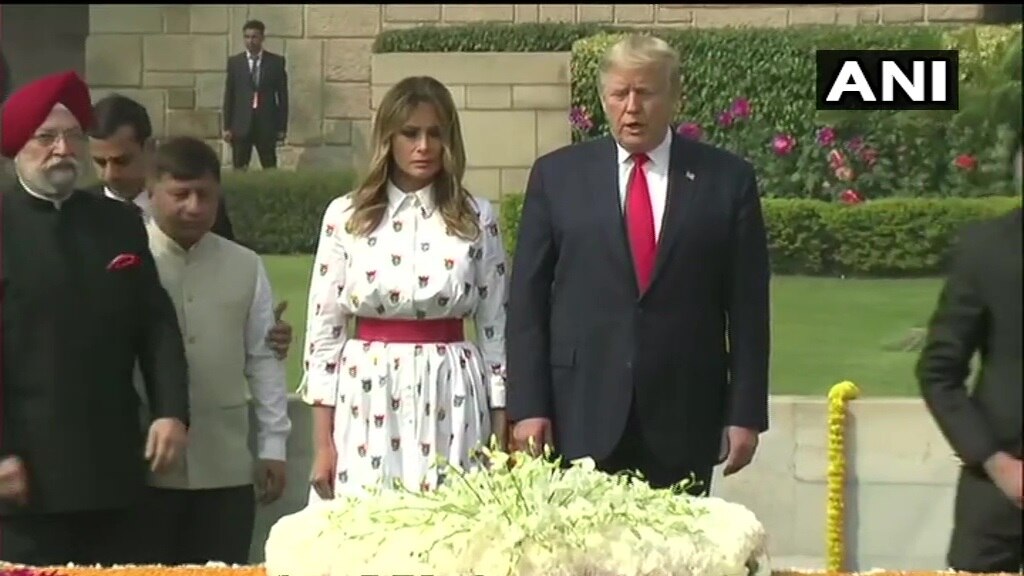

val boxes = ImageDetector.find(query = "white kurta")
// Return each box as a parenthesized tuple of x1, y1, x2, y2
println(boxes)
(299, 182, 509, 499)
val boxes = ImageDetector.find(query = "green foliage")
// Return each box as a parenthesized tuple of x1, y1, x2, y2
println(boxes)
(499, 192, 1021, 277)
(221, 169, 356, 254)
(571, 24, 1022, 201)
(372, 22, 624, 53)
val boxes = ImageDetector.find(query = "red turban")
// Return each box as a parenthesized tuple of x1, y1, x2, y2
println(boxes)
(1, 70, 94, 159)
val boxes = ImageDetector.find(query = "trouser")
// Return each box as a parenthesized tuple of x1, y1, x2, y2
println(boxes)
(0, 508, 139, 566)
(595, 397, 713, 496)
(947, 466, 1023, 572)
(231, 113, 278, 170)
(136, 484, 256, 566)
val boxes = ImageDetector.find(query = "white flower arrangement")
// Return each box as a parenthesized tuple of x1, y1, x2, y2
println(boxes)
(265, 444, 770, 576)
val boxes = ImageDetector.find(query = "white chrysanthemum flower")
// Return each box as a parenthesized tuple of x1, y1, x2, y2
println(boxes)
(265, 446, 769, 576)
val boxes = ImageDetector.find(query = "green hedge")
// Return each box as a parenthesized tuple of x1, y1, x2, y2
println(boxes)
(372, 22, 625, 53)
(222, 170, 1018, 276)
(222, 170, 355, 254)
(500, 192, 1021, 277)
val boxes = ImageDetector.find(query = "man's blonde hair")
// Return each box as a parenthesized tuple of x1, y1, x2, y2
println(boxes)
(598, 34, 682, 96)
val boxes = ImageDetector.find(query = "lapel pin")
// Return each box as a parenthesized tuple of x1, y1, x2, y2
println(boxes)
(685, 171, 696, 181)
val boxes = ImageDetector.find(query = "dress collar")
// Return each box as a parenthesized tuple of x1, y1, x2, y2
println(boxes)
(386, 180, 436, 219)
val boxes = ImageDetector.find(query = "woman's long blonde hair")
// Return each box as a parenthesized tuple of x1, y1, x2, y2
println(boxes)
(345, 76, 480, 241)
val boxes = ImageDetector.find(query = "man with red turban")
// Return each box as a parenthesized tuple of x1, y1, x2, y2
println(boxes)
(0, 71, 191, 565)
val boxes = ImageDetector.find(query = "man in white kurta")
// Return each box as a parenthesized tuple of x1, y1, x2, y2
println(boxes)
(134, 135, 291, 565)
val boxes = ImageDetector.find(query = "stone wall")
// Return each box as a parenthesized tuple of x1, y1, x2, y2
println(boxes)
(250, 395, 966, 569)
(371, 52, 570, 200)
(85, 4, 987, 172)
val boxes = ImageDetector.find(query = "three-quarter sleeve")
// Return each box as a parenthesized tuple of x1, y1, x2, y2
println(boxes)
(472, 200, 510, 409)
(298, 197, 350, 407)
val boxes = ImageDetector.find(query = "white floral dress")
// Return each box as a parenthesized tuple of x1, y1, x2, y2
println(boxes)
(299, 182, 509, 500)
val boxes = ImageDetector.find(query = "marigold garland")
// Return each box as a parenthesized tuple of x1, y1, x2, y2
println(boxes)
(825, 380, 861, 573)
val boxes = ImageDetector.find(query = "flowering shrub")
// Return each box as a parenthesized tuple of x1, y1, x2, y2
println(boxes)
(570, 25, 1022, 202)
(568, 94, 1019, 203)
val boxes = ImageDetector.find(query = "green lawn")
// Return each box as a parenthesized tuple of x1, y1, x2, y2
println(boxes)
(263, 255, 944, 398)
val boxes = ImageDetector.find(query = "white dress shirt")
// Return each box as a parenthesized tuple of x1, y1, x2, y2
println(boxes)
(105, 186, 152, 223)
(615, 128, 673, 242)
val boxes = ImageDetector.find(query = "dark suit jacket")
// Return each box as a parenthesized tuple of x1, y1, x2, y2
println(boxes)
(0, 186, 189, 515)
(84, 184, 235, 242)
(222, 51, 288, 138)
(506, 134, 771, 469)
(917, 208, 1023, 468)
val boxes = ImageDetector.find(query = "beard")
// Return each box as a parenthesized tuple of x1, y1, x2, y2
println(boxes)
(16, 158, 80, 198)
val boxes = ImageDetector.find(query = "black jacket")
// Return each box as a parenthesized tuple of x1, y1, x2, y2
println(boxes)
(917, 208, 1023, 467)
(0, 186, 190, 515)
(222, 51, 289, 138)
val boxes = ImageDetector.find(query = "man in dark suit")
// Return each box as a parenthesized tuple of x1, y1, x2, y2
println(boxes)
(506, 34, 771, 495)
(916, 144, 1023, 573)
(88, 94, 234, 240)
(222, 19, 288, 171)
(0, 71, 189, 565)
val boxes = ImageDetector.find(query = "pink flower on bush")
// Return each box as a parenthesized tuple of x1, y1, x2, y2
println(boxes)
(954, 153, 977, 171)
(676, 122, 703, 140)
(569, 106, 593, 133)
(817, 127, 837, 147)
(859, 147, 878, 168)
(729, 98, 752, 119)
(834, 166, 855, 182)
(771, 133, 797, 156)
(828, 149, 846, 170)
(717, 111, 735, 128)
(839, 189, 863, 205)
(846, 136, 865, 153)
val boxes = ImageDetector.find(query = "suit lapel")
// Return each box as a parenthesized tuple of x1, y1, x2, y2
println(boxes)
(647, 135, 701, 292)
(589, 137, 634, 281)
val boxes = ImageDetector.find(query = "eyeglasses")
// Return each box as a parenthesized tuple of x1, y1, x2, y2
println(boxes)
(31, 130, 87, 148)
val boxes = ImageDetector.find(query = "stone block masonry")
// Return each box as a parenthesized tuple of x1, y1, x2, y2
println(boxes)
(85, 4, 985, 181)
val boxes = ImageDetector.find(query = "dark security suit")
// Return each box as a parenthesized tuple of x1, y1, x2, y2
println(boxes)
(506, 134, 771, 492)
(0, 185, 190, 565)
(917, 208, 1023, 573)
(222, 51, 288, 170)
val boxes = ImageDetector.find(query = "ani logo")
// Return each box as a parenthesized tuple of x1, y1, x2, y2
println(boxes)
(815, 49, 959, 111)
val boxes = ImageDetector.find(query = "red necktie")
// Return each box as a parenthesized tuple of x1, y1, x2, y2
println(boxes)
(626, 153, 656, 293)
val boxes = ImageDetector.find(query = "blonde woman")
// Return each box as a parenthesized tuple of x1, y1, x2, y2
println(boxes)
(300, 76, 509, 500)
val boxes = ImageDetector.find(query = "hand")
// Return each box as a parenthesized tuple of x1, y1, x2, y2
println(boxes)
(145, 417, 188, 473)
(983, 452, 1023, 508)
(223, 130, 233, 143)
(310, 444, 337, 501)
(0, 456, 29, 505)
(266, 300, 293, 360)
(255, 459, 287, 505)
(490, 409, 508, 452)
(512, 417, 553, 456)
(276, 131, 286, 143)
(722, 426, 759, 476)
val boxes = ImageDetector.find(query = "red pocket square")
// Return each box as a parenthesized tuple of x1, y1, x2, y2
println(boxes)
(107, 253, 141, 271)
